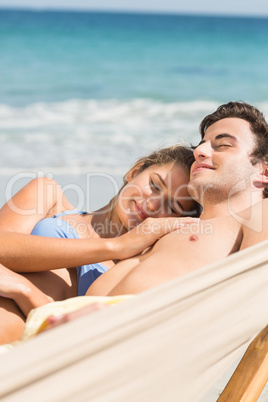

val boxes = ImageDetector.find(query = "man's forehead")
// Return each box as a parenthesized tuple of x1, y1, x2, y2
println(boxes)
(201, 133, 239, 144)
(202, 117, 254, 144)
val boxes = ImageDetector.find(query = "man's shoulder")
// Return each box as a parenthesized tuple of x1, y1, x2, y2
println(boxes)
(251, 198, 268, 223)
(240, 198, 268, 250)
(263, 198, 268, 208)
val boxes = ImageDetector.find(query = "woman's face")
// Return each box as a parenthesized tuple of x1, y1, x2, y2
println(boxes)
(116, 162, 195, 230)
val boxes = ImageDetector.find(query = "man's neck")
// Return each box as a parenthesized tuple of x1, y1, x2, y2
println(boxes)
(199, 191, 263, 220)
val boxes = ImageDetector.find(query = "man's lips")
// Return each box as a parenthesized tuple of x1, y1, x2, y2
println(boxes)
(192, 163, 215, 173)
(135, 201, 149, 220)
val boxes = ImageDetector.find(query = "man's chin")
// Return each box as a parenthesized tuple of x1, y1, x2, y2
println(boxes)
(188, 179, 215, 201)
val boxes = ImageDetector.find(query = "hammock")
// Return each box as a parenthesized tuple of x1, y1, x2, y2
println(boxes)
(0, 240, 267, 401)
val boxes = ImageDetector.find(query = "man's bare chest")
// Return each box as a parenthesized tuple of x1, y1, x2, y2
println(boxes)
(141, 216, 243, 272)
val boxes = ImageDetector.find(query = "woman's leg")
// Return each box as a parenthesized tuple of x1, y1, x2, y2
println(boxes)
(0, 268, 77, 345)
(24, 268, 78, 301)
(0, 297, 25, 344)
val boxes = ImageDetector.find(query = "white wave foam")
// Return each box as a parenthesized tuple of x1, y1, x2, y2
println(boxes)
(2, 98, 263, 172)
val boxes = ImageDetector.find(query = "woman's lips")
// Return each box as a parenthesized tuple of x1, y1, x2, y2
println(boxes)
(135, 201, 149, 220)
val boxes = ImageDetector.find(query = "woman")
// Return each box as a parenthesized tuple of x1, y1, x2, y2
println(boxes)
(0, 145, 200, 343)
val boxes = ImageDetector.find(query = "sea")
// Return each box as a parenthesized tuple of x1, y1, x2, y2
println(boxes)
(1, 8, 268, 206)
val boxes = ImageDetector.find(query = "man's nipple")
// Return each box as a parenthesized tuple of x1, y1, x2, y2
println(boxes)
(189, 235, 199, 241)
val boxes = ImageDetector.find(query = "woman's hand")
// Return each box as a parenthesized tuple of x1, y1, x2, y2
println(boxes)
(112, 217, 199, 260)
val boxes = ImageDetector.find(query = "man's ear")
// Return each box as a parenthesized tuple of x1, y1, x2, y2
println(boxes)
(124, 164, 143, 183)
(253, 165, 268, 187)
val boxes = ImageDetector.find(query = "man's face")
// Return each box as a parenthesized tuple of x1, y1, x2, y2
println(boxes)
(188, 117, 261, 203)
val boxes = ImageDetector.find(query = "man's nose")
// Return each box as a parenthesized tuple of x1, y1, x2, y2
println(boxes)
(193, 141, 212, 161)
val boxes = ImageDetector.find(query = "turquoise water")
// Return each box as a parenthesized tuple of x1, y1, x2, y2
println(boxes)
(1, 9, 268, 172)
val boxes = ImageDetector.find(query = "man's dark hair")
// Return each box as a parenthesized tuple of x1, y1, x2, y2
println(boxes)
(199, 101, 268, 198)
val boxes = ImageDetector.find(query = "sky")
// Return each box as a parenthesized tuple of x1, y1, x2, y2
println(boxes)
(0, 0, 268, 17)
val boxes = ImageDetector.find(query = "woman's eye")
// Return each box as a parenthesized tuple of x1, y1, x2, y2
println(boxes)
(150, 180, 160, 191)
(168, 202, 177, 214)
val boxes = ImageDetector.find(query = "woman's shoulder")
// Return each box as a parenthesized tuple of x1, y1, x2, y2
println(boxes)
(31, 212, 82, 239)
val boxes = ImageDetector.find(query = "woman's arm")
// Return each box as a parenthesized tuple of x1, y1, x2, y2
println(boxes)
(0, 177, 74, 234)
(0, 264, 51, 317)
(0, 217, 194, 272)
(0, 177, 197, 273)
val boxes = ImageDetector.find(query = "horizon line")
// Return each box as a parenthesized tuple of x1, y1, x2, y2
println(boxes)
(0, 6, 268, 19)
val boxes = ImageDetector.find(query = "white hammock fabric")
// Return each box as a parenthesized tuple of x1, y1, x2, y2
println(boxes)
(0, 240, 267, 401)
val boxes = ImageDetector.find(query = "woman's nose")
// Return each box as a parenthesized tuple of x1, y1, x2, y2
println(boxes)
(145, 195, 162, 216)
(193, 141, 212, 161)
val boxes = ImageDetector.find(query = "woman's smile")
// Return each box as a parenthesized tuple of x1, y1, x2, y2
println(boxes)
(134, 200, 149, 221)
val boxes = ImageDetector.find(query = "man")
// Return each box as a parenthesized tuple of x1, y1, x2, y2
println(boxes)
(85, 101, 268, 296)
(1, 101, 268, 340)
